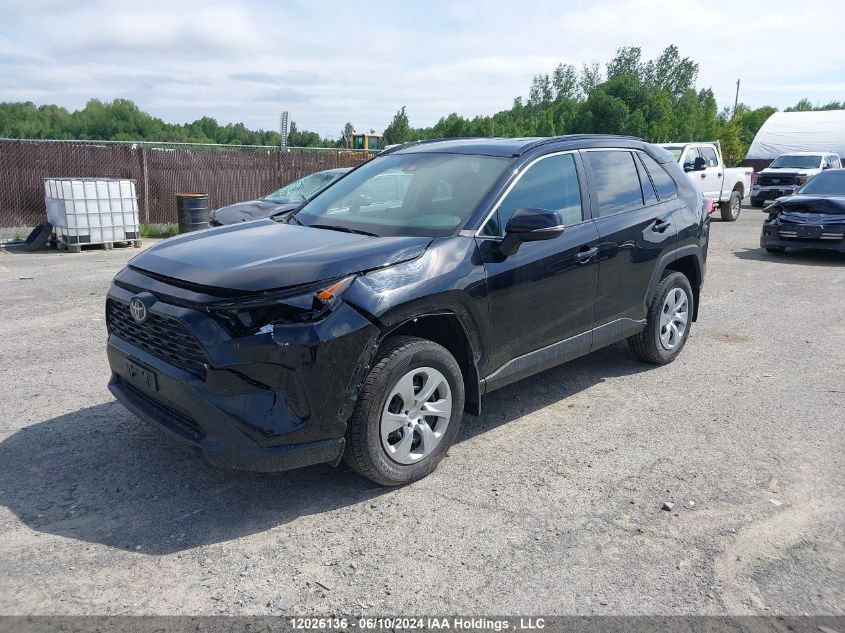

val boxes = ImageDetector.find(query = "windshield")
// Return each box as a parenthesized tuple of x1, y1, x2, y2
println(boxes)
(264, 171, 345, 203)
(292, 153, 510, 237)
(797, 170, 845, 196)
(769, 155, 823, 169)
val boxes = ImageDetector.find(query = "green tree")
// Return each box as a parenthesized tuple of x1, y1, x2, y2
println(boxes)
(383, 106, 412, 144)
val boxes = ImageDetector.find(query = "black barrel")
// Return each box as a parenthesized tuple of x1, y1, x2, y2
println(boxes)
(176, 193, 209, 234)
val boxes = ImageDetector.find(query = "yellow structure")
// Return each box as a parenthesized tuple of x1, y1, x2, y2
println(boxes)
(348, 131, 383, 151)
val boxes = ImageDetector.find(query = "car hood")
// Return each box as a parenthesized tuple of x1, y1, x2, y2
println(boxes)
(130, 220, 432, 292)
(212, 200, 299, 224)
(770, 196, 845, 225)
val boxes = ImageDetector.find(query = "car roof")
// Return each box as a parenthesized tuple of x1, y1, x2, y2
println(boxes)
(777, 151, 828, 156)
(385, 135, 661, 158)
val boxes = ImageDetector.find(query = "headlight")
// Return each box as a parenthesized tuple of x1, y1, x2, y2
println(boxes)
(208, 275, 356, 335)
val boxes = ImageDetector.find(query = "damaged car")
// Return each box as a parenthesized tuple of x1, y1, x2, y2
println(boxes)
(760, 168, 845, 254)
(106, 136, 709, 485)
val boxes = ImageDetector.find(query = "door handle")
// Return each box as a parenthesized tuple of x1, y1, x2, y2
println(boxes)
(717, 173, 723, 178)
(652, 218, 671, 233)
(700, 173, 706, 179)
(577, 246, 598, 264)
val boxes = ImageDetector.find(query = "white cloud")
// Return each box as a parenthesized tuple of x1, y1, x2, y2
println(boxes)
(1, 0, 843, 137)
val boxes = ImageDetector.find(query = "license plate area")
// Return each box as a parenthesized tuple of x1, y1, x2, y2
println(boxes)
(124, 358, 158, 392)
(797, 225, 823, 239)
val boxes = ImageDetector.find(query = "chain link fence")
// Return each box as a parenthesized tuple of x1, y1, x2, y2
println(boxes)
(0, 139, 376, 228)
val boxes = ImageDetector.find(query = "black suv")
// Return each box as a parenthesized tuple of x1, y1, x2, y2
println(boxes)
(106, 135, 709, 485)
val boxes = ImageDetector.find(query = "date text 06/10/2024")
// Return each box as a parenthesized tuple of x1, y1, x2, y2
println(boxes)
(289, 617, 547, 630)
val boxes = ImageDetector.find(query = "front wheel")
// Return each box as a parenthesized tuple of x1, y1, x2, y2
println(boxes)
(344, 336, 465, 486)
(721, 190, 742, 222)
(628, 272, 694, 365)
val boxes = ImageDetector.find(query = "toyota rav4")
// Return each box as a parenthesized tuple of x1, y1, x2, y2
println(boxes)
(106, 135, 709, 485)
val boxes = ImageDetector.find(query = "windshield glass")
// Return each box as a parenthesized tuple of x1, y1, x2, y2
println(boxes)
(769, 155, 823, 169)
(292, 153, 510, 237)
(264, 171, 344, 203)
(797, 170, 845, 196)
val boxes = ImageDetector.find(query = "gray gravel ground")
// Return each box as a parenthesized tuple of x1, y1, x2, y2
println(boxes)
(0, 206, 842, 616)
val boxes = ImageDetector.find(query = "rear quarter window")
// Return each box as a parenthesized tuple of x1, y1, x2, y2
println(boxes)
(639, 153, 678, 201)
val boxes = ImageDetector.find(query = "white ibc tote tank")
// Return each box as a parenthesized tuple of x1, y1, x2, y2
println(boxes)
(43, 178, 141, 251)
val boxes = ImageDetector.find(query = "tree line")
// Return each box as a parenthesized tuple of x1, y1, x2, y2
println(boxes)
(0, 99, 346, 147)
(1, 45, 842, 164)
(383, 46, 842, 166)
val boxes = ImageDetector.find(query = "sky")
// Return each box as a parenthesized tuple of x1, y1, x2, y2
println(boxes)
(1, 0, 844, 138)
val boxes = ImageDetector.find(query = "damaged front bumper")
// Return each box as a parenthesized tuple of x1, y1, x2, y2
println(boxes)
(106, 273, 380, 472)
(761, 221, 845, 253)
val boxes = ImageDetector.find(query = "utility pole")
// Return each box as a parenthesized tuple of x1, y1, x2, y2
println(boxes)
(279, 111, 289, 151)
(733, 79, 740, 119)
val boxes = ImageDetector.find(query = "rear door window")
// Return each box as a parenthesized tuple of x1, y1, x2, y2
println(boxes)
(638, 153, 678, 201)
(584, 150, 644, 217)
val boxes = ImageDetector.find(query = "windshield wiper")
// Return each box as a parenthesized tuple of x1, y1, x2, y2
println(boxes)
(308, 223, 380, 237)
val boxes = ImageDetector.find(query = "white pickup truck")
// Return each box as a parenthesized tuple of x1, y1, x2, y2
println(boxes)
(750, 152, 842, 207)
(658, 142, 754, 221)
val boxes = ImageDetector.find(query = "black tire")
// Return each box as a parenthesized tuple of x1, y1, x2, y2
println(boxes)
(628, 271, 694, 365)
(344, 335, 465, 486)
(765, 246, 785, 254)
(750, 197, 764, 208)
(720, 190, 742, 222)
(22, 222, 52, 252)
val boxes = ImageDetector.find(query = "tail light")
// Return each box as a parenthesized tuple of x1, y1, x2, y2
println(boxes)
(705, 199, 715, 215)
(751, 171, 757, 187)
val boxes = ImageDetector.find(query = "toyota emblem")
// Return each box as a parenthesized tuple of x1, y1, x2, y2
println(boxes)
(129, 297, 148, 323)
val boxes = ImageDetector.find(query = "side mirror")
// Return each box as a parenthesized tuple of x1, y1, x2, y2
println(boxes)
(499, 207, 564, 256)
(823, 163, 831, 170)
(693, 156, 706, 171)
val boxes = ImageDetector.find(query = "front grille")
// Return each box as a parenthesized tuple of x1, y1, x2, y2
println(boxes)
(118, 378, 205, 442)
(779, 229, 844, 241)
(759, 174, 797, 186)
(107, 298, 208, 379)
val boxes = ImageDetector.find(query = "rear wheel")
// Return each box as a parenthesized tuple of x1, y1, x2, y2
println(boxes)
(344, 336, 464, 486)
(628, 272, 693, 365)
(720, 190, 742, 221)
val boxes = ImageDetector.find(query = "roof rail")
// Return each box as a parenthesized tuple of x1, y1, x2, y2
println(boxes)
(517, 134, 645, 155)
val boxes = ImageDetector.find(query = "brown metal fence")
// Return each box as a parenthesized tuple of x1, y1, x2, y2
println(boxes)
(0, 139, 376, 227)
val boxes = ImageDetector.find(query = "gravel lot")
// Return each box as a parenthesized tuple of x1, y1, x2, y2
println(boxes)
(0, 207, 842, 616)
